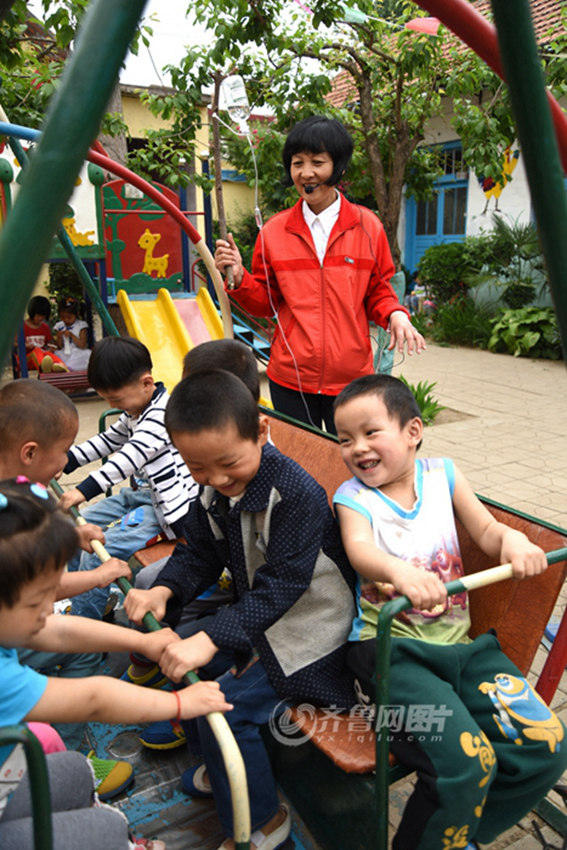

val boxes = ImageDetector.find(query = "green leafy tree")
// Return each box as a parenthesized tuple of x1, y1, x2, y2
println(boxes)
(128, 0, 563, 267)
(0, 1, 148, 142)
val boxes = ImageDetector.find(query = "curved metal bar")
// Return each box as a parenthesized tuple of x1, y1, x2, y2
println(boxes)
(0, 0, 148, 370)
(0, 110, 119, 337)
(0, 725, 53, 850)
(0, 122, 233, 340)
(413, 0, 567, 172)
(49, 479, 251, 849)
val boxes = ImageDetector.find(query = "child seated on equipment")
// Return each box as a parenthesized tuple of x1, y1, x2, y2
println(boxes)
(53, 297, 92, 372)
(0, 478, 231, 850)
(59, 336, 198, 620)
(126, 339, 262, 747)
(22, 295, 68, 373)
(0, 378, 143, 780)
(124, 369, 357, 850)
(0, 378, 130, 610)
(332, 374, 567, 850)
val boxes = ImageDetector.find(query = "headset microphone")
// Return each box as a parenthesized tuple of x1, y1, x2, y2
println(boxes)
(304, 184, 319, 195)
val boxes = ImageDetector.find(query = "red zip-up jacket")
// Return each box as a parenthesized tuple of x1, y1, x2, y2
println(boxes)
(227, 193, 408, 395)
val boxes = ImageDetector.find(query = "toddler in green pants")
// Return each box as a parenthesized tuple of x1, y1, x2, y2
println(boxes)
(333, 373, 566, 850)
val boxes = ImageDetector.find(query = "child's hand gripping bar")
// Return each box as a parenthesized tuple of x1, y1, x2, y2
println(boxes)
(373, 548, 567, 850)
(50, 479, 251, 850)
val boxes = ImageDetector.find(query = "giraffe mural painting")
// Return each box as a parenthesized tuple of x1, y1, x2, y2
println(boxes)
(103, 178, 183, 295)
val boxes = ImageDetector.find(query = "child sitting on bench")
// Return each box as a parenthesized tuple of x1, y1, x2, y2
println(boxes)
(124, 369, 357, 850)
(0, 478, 231, 850)
(332, 374, 567, 850)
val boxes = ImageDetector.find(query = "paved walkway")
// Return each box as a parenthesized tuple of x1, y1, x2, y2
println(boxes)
(391, 342, 567, 529)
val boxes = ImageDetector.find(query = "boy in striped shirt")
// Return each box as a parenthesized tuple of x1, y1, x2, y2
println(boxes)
(59, 336, 197, 620)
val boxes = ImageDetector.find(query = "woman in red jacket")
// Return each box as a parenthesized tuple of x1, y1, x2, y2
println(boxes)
(215, 116, 425, 433)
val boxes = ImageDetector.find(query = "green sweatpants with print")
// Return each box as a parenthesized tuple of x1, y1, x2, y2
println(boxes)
(348, 632, 567, 850)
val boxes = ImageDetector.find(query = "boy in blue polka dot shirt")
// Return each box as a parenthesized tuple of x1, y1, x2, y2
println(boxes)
(125, 369, 356, 850)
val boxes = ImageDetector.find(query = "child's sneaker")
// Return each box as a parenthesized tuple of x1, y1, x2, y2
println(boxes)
(121, 662, 169, 690)
(52, 361, 69, 373)
(87, 751, 134, 801)
(138, 720, 187, 750)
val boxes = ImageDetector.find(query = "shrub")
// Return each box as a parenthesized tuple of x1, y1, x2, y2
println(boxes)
(47, 262, 83, 304)
(417, 242, 470, 303)
(399, 377, 444, 425)
(426, 295, 493, 348)
(488, 307, 561, 359)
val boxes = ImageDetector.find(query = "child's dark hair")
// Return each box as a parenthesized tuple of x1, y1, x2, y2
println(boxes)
(0, 479, 78, 607)
(282, 116, 354, 187)
(88, 336, 152, 391)
(27, 295, 51, 321)
(183, 340, 260, 402)
(334, 374, 423, 447)
(166, 369, 259, 442)
(0, 379, 77, 454)
(58, 296, 80, 318)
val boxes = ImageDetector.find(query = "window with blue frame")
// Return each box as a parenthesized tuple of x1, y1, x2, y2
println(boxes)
(406, 142, 469, 270)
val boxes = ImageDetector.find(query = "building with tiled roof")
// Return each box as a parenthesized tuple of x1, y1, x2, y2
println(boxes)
(327, 0, 566, 271)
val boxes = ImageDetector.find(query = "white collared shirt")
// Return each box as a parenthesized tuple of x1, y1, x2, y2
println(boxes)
(302, 191, 341, 265)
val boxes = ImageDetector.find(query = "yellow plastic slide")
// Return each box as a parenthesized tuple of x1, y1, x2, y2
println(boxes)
(117, 287, 218, 392)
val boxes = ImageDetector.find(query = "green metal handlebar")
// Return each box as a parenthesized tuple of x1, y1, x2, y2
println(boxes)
(374, 547, 567, 849)
(0, 725, 53, 850)
(49, 479, 251, 850)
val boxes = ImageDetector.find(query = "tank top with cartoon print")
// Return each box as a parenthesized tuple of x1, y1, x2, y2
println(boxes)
(333, 457, 471, 644)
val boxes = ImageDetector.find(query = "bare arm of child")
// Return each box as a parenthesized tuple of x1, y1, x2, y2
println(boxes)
(57, 557, 133, 600)
(124, 585, 174, 624)
(25, 612, 178, 657)
(25, 676, 232, 725)
(335, 503, 446, 611)
(452, 465, 547, 579)
(75, 327, 88, 349)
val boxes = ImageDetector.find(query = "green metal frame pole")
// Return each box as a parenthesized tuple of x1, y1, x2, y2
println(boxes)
(0, 0, 147, 368)
(491, 0, 567, 357)
(0, 725, 53, 850)
(1, 127, 118, 337)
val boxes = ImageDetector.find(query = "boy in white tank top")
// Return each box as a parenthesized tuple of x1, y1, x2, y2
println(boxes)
(333, 374, 566, 850)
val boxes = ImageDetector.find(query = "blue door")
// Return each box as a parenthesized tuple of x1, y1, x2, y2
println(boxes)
(405, 144, 468, 271)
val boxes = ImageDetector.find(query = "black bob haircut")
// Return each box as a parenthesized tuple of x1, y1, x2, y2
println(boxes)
(334, 374, 423, 448)
(282, 116, 354, 187)
(0, 479, 79, 608)
(88, 336, 153, 391)
(27, 295, 51, 321)
(165, 369, 259, 443)
(183, 339, 260, 402)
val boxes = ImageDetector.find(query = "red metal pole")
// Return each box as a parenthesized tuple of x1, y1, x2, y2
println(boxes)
(536, 606, 567, 704)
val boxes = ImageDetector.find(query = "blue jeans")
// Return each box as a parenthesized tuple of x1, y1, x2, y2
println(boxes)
(18, 646, 102, 749)
(196, 658, 287, 837)
(70, 488, 161, 619)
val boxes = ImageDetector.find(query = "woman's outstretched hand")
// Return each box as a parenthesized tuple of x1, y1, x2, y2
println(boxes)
(388, 311, 427, 355)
